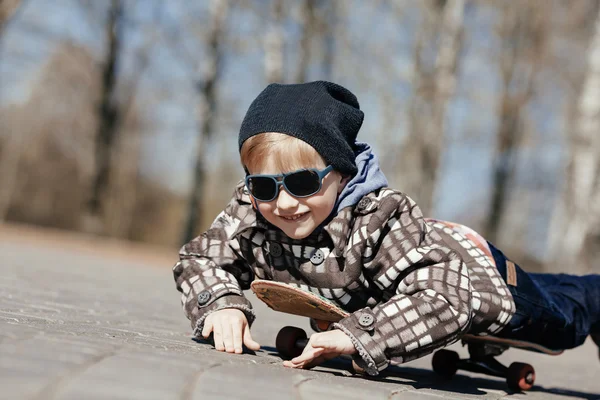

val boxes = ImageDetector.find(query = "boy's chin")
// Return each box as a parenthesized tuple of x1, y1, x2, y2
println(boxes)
(280, 225, 315, 240)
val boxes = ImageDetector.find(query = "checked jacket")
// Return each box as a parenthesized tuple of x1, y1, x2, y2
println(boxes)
(173, 182, 515, 375)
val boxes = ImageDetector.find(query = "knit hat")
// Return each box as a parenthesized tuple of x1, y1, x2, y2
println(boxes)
(238, 81, 364, 176)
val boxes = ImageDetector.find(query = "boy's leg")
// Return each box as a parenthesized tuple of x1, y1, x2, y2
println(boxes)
(488, 242, 600, 350)
(529, 272, 600, 348)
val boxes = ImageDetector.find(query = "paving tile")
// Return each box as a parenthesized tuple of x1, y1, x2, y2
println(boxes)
(52, 351, 208, 400)
(296, 375, 393, 400)
(190, 363, 309, 399)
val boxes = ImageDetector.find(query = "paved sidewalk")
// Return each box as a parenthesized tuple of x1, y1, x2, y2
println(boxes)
(1, 225, 599, 400)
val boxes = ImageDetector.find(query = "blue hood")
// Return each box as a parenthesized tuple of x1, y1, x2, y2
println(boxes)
(335, 142, 388, 212)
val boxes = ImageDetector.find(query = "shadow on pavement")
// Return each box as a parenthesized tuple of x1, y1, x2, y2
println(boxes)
(265, 344, 600, 399)
(190, 339, 600, 399)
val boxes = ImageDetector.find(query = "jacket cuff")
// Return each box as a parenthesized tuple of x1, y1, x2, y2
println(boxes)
(191, 294, 256, 338)
(333, 308, 389, 376)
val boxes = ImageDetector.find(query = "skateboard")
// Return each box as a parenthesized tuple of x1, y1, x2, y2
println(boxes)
(251, 279, 562, 392)
(432, 333, 562, 392)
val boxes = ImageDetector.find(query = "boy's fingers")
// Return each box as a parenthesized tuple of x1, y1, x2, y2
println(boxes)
(305, 352, 339, 369)
(243, 324, 261, 351)
(285, 349, 338, 370)
(232, 322, 243, 354)
(290, 346, 325, 365)
(213, 323, 224, 351)
(202, 319, 213, 338)
(222, 323, 234, 353)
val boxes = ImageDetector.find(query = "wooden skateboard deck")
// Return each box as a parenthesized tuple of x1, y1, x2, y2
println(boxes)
(461, 334, 563, 355)
(251, 280, 348, 322)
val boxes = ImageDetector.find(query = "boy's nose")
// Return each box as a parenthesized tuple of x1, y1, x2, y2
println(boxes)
(276, 187, 299, 209)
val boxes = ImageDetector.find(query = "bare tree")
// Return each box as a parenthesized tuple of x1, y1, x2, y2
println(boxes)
(182, 0, 229, 243)
(319, 0, 337, 80)
(86, 0, 124, 232)
(1, 43, 101, 228)
(549, 6, 600, 273)
(0, 0, 24, 220)
(294, 0, 317, 83)
(101, 3, 160, 239)
(0, 0, 22, 34)
(264, 0, 285, 83)
(0, 107, 25, 221)
(397, 0, 466, 215)
(484, 2, 548, 243)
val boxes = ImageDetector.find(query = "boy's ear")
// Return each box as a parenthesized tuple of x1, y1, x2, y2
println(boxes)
(338, 174, 351, 193)
(249, 195, 258, 210)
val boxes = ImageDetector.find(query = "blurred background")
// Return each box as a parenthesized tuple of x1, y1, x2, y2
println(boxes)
(1, 0, 599, 274)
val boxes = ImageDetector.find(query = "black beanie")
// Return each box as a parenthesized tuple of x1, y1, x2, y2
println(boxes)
(238, 81, 364, 176)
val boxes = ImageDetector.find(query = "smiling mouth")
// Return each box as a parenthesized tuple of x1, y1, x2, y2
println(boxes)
(279, 212, 308, 221)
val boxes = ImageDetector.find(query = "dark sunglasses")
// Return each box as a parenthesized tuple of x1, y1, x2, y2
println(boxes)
(245, 165, 333, 202)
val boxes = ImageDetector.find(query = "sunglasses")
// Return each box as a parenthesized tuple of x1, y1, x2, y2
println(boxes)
(245, 165, 333, 202)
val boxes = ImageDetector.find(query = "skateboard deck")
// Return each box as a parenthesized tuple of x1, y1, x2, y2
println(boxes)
(461, 333, 563, 355)
(251, 279, 348, 322)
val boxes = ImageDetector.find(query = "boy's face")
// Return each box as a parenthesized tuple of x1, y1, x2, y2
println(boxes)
(249, 157, 348, 239)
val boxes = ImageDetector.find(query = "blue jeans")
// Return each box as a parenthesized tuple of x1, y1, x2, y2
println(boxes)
(488, 242, 600, 350)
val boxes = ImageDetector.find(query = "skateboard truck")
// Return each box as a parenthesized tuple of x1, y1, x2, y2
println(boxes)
(432, 337, 537, 392)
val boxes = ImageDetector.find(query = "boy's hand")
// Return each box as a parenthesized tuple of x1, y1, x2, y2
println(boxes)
(201, 308, 260, 354)
(282, 329, 356, 370)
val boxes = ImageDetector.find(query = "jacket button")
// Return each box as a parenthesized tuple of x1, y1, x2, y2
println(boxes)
(357, 198, 372, 210)
(270, 243, 283, 257)
(310, 249, 324, 265)
(358, 313, 374, 328)
(197, 290, 211, 306)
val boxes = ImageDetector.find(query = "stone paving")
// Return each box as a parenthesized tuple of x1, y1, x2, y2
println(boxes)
(1, 224, 599, 400)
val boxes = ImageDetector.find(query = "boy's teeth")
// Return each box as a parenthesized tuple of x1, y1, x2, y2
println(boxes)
(282, 213, 304, 220)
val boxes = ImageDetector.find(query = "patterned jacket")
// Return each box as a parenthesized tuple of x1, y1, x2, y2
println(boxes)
(173, 182, 515, 375)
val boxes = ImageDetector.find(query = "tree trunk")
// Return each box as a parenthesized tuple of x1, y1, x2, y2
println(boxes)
(0, 0, 21, 34)
(102, 4, 159, 239)
(399, 0, 466, 215)
(264, 0, 284, 83)
(0, 0, 24, 221)
(419, 0, 465, 214)
(320, 0, 336, 80)
(182, 0, 229, 243)
(484, 3, 547, 243)
(0, 108, 25, 221)
(87, 0, 123, 233)
(294, 0, 316, 83)
(549, 9, 600, 273)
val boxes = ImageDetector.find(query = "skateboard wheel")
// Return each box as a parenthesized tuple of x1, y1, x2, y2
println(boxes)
(276, 326, 307, 359)
(351, 360, 366, 375)
(506, 362, 535, 392)
(432, 349, 459, 378)
(309, 318, 331, 332)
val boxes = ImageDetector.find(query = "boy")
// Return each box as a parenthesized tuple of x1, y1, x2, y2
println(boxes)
(173, 81, 600, 375)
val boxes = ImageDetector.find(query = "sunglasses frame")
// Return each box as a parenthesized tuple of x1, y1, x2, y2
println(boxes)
(245, 165, 333, 202)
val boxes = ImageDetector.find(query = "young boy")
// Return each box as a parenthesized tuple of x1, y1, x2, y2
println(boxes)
(173, 81, 600, 375)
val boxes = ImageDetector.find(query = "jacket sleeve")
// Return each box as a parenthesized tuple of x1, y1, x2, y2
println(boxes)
(333, 192, 472, 376)
(173, 193, 255, 338)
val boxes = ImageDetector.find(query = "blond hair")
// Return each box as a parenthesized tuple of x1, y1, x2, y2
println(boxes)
(240, 132, 326, 173)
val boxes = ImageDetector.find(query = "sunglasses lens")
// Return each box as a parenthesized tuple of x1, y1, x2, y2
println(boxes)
(247, 177, 277, 201)
(284, 170, 321, 197)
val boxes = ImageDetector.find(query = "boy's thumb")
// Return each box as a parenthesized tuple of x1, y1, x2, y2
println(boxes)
(243, 325, 261, 351)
